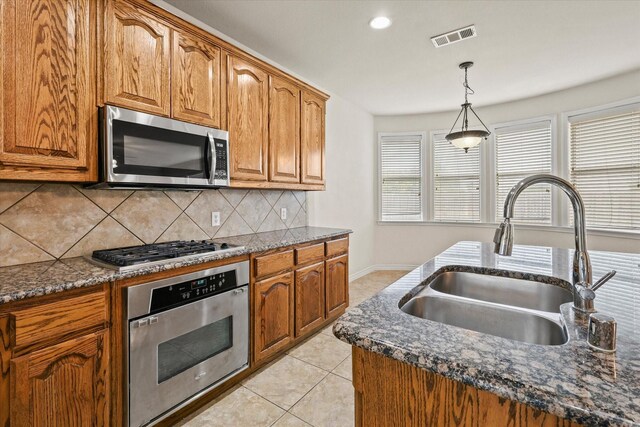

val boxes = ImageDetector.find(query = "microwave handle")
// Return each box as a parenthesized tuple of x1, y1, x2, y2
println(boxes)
(207, 132, 216, 185)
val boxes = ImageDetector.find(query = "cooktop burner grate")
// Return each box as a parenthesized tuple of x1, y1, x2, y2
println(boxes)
(89, 240, 240, 270)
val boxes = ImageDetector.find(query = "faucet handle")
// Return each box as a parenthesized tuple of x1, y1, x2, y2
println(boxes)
(591, 270, 616, 292)
(573, 282, 596, 313)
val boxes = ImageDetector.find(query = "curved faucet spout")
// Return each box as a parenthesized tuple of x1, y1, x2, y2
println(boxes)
(495, 174, 592, 288)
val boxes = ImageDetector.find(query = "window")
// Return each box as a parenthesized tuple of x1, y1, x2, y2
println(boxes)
(433, 133, 480, 221)
(494, 120, 553, 224)
(378, 133, 424, 221)
(569, 103, 640, 231)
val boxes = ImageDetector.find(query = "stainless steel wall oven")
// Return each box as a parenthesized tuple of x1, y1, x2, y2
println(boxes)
(126, 261, 249, 426)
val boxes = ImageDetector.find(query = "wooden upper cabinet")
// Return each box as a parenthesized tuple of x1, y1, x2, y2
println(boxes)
(253, 272, 294, 362)
(301, 91, 326, 185)
(269, 76, 301, 183)
(10, 331, 109, 426)
(104, 0, 170, 116)
(0, 0, 97, 182)
(171, 31, 221, 127)
(228, 56, 269, 181)
(325, 254, 349, 318)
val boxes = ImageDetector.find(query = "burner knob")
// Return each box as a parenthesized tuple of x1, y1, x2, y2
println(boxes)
(221, 243, 228, 249)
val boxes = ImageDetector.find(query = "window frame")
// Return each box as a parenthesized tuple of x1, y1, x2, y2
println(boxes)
(489, 115, 557, 225)
(377, 131, 427, 222)
(564, 99, 640, 232)
(430, 130, 483, 223)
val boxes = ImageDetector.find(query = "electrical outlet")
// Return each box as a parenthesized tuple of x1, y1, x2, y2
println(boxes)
(211, 211, 220, 227)
(280, 208, 287, 220)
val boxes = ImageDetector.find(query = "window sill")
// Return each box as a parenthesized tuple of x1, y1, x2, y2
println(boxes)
(376, 220, 640, 240)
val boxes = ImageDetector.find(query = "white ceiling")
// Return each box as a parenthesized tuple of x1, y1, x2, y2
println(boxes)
(165, 0, 640, 115)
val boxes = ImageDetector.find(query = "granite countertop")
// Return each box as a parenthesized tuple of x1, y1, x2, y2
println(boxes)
(0, 226, 351, 305)
(334, 241, 640, 427)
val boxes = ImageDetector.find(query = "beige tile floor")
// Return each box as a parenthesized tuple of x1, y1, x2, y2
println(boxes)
(176, 270, 408, 427)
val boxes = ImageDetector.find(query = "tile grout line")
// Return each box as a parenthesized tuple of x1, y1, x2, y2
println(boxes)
(0, 183, 42, 215)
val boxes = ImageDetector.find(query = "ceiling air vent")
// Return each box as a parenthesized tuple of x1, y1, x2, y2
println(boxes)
(430, 25, 476, 48)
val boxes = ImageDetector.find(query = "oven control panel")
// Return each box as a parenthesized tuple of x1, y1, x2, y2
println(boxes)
(149, 270, 238, 314)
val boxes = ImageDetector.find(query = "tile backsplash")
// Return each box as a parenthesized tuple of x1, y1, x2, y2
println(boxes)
(0, 183, 307, 267)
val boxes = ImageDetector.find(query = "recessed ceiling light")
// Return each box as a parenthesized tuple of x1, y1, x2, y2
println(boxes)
(369, 16, 392, 30)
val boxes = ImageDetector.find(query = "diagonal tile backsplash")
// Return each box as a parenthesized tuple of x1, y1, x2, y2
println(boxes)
(0, 183, 307, 267)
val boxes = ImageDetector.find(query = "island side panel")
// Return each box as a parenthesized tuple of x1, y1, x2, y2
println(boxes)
(352, 347, 581, 427)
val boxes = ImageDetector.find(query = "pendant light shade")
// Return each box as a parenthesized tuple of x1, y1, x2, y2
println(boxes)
(445, 62, 491, 153)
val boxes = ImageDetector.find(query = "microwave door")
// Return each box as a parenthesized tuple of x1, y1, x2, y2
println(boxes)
(104, 106, 224, 188)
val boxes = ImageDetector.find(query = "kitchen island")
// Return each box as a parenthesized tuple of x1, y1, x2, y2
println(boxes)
(334, 241, 640, 426)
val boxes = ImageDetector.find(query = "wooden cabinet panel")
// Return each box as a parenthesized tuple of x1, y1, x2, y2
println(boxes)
(301, 91, 326, 185)
(172, 31, 221, 127)
(326, 238, 349, 258)
(104, 0, 170, 115)
(254, 250, 294, 280)
(0, 0, 97, 181)
(10, 331, 109, 427)
(228, 56, 269, 181)
(269, 76, 300, 183)
(11, 291, 107, 351)
(295, 262, 325, 337)
(325, 254, 349, 318)
(295, 243, 325, 266)
(253, 272, 294, 362)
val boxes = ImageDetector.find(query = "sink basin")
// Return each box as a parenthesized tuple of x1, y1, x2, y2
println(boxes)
(430, 271, 572, 313)
(401, 295, 568, 346)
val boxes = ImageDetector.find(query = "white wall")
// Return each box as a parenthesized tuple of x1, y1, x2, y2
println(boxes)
(374, 70, 640, 267)
(307, 96, 376, 277)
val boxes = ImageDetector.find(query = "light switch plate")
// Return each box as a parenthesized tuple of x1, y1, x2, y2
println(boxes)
(211, 211, 221, 227)
(280, 208, 287, 220)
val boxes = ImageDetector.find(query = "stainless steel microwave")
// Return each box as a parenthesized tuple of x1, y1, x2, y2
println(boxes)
(94, 105, 229, 189)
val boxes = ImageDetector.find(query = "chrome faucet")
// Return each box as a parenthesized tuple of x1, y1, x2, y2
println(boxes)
(493, 174, 615, 313)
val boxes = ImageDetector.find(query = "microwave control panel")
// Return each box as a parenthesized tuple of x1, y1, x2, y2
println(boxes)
(214, 139, 228, 180)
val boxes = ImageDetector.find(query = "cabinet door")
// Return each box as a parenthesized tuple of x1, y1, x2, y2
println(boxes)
(253, 272, 294, 362)
(325, 254, 349, 318)
(295, 262, 325, 337)
(172, 31, 221, 127)
(301, 91, 326, 185)
(0, 0, 97, 182)
(104, 0, 170, 116)
(228, 56, 269, 181)
(10, 331, 109, 427)
(269, 76, 300, 183)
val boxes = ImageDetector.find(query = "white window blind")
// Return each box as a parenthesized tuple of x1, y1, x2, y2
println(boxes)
(379, 134, 423, 221)
(569, 104, 640, 231)
(495, 120, 552, 224)
(433, 134, 480, 221)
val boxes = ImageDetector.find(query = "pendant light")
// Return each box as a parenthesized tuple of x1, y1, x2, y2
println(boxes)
(445, 61, 491, 153)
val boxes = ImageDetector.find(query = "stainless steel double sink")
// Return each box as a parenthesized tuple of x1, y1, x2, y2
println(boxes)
(400, 271, 573, 346)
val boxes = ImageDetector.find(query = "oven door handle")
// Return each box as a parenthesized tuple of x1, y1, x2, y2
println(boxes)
(207, 132, 216, 185)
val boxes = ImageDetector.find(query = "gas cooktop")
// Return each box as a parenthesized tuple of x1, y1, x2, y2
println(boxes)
(88, 240, 244, 272)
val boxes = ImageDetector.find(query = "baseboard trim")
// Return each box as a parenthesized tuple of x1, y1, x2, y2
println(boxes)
(349, 264, 418, 282)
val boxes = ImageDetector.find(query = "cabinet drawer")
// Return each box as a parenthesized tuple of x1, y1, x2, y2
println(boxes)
(295, 243, 325, 266)
(254, 250, 294, 280)
(325, 238, 349, 258)
(11, 291, 107, 349)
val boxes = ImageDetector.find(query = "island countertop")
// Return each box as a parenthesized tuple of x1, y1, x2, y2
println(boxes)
(334, 241, 640, 427)
(0, 226, 351, 305)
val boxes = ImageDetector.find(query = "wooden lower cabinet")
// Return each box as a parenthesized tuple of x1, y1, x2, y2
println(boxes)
(253, 272, 295, 362)
(353, 347, 580, 427)
(295, 262, 325, 337)
(10, 331, 109, 426)
(325, 254, 349, 318)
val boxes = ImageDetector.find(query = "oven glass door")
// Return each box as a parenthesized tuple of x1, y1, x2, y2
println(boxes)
(128, 287, 248, 427)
